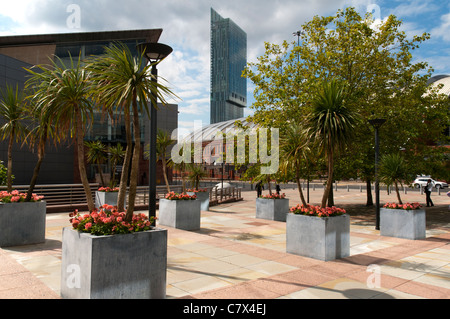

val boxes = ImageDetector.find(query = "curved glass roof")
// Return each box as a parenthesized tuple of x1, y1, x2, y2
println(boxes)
(428, 74, 450, 97)
(182, 117, 258, 143)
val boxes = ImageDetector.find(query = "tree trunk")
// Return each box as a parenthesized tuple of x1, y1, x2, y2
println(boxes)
(76, 109, 94, 212)
(7, 128, 14, 192)
(366, 179, 373, 206)
(394, 181, 402, 205)
(328, 184, 334, 207)
(117, 108, 132, 212)
(26, 136, 46, 202)
(162, 159, 170, 193)
(97, 162, 105, 187)
(295, 160, 307, 207)
(126, 96, 140, 221)
(321, 149, 333, 209)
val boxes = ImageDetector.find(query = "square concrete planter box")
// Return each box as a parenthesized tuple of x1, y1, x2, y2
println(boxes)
(95, 191, 118, 209)
(158, 199, 201, 230)
(0, 201, 46, 247)
(61, 227, 167, 299)
(380, 208, 426, 240)
(187, 191, 210, 211)
(286, 213, 350, 261)
(256, 198, 289, 222)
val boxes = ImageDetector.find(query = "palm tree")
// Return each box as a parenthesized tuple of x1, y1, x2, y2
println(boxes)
(187, 164, 207, 191)
(108, 143, 125, 188)
(144, 129, 175, 193)
(22, 94, 62, 201)
(85, 140, 107, 187)
(279, 122, 310, 207)
(307, 79, 359, 208)
(25, 56, 95, 211)
(0, 84, 28, 192)
(379, 153, 409, 205)
(86, 43, 176, 220)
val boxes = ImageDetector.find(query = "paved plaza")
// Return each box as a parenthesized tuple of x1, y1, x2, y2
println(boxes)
(0, 184, 449, 299)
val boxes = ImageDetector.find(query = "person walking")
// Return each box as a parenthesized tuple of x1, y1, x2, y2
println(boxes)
(425, 179, 434, 207)
(276, 184, 281, 195)
(256, 181, 263, 198)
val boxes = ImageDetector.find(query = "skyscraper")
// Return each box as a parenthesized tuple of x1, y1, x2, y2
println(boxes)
(210, 8, 247, 124)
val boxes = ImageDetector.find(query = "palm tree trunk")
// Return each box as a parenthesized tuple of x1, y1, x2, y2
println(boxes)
(97, 162, 105, 187)
(162, 159, 170, 193)
(126, 97, 140, 221)
(76, 109, 94, 212)
(7, 128, 15, 192)
(322, 149, 334, 209)
(394, 181, 402, 205)
(295, 161, 307, 207)
(26, 136, 46, 202)
(117, 108, 132, 212)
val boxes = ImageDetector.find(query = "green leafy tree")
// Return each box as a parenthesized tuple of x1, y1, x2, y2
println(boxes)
(0, 84, 28, 192)
(244, 7, 448, 207)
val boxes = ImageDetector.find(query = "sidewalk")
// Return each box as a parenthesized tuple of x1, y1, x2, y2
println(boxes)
(0, 186, 449, 299)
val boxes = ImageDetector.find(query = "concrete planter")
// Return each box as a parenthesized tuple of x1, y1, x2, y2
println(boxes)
(60, 227, 167, 299)
(186, 191, 210, 211)
(380, 208, 426, 240)
(158, 199, 201, 230)
(0, 201, 46, 247)
(256, 198, 289, 222)
(286, 213, 350, 261)
(95, 191, 118, 209)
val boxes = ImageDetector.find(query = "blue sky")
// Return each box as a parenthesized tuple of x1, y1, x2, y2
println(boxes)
(0, 0, 449, 134)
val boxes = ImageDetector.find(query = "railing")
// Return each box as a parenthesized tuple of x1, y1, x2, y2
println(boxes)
(0, 184, 243, 211)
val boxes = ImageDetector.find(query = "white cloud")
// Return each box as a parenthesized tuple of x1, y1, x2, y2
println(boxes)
(431, 12, 450, 42)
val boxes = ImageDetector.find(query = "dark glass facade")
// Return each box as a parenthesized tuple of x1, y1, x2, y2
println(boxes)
(210, 8, 247, 124)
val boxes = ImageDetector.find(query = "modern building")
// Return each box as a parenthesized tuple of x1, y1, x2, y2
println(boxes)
(0, 29, 178, 186)
(210, 8, 247, 124)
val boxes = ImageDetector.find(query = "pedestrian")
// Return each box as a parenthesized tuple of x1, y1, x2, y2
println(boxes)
(276, 184, 281, 195)
(256, 181, 263, 198)
(425, 179, 434, 207)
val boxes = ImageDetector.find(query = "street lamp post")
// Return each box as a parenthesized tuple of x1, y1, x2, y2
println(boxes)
(369, 118, 386, 230)
(137, 42, 173, 225)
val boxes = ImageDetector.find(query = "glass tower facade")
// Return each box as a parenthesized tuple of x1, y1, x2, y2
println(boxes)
(210, 8, 247, 124)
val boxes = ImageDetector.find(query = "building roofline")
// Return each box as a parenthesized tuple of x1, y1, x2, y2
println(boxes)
(0, 29, 163, 47)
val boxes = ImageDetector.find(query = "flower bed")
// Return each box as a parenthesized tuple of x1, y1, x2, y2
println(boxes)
(164, 191, 197, 200)
(290, 204, 346, 217)
(69, 204, 154, 236)
(383, 202, 421, 210)
(0, 190, 44, 203)
(97, 186, 119, 192)
(259, 193, 286, 199)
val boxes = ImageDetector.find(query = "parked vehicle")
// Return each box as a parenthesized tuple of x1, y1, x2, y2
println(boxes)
(413, 176, 448, 189)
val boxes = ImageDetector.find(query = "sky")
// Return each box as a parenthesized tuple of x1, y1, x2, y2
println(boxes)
(0, 0, 449, 135)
